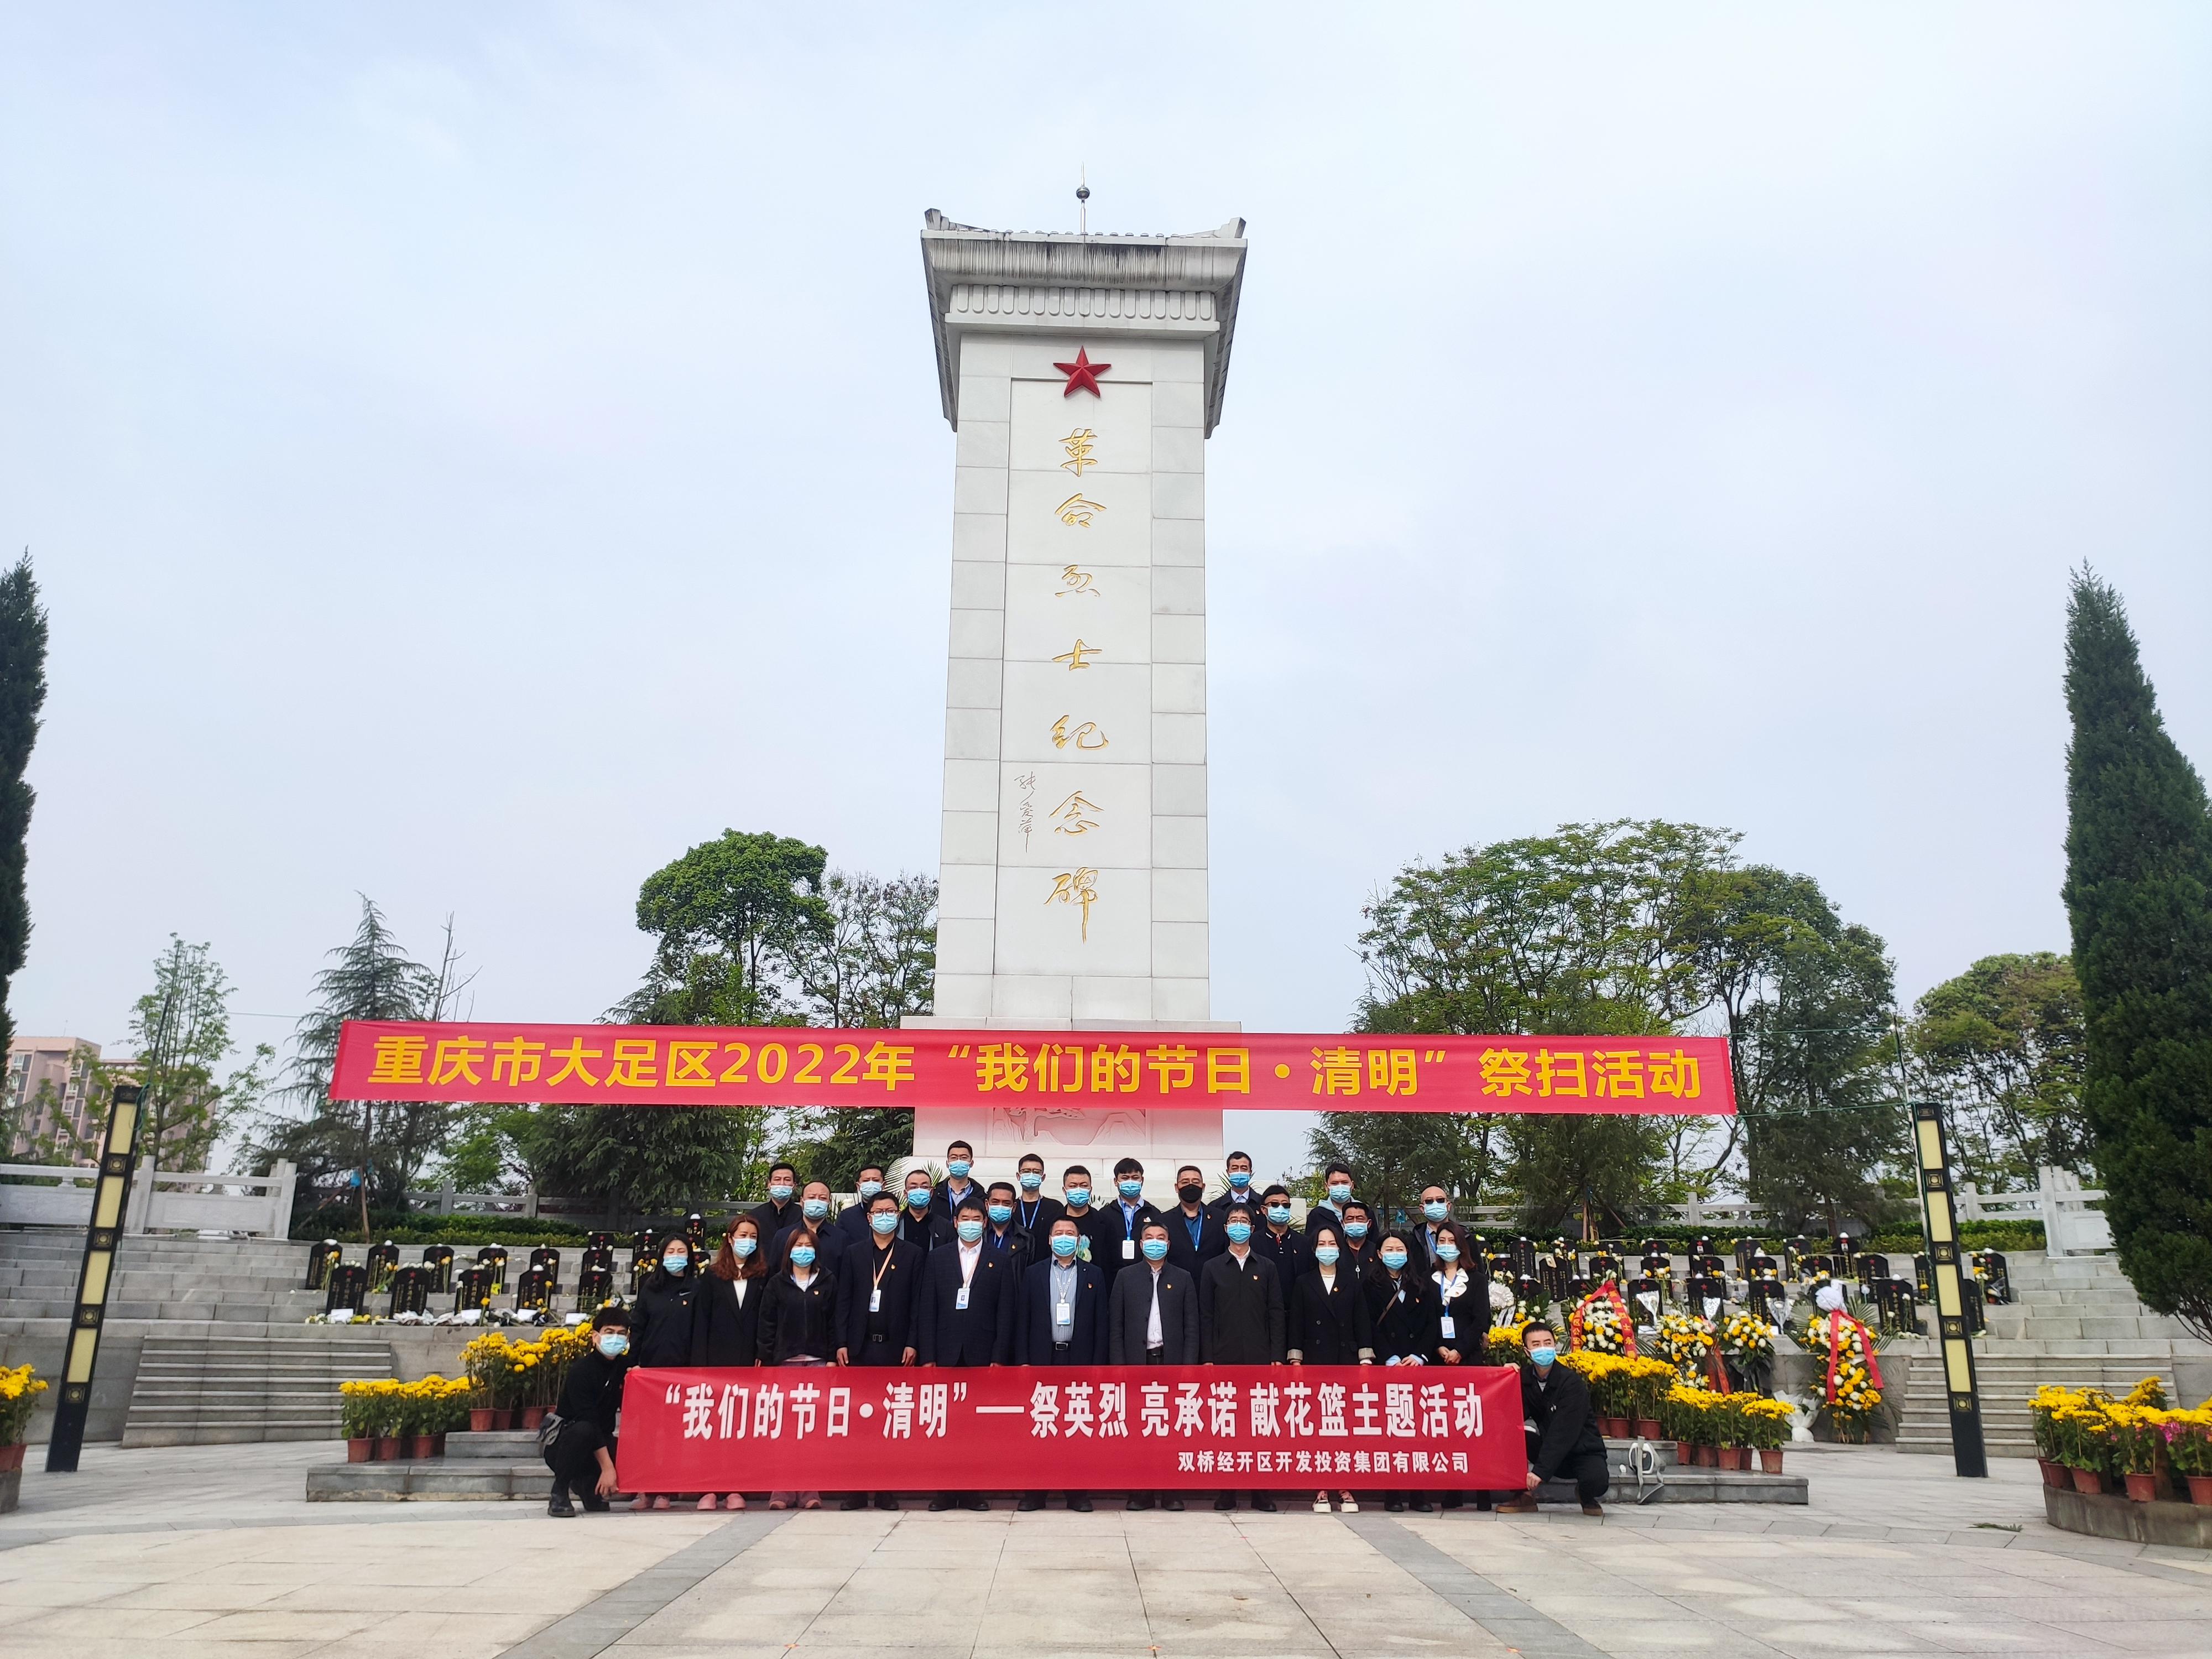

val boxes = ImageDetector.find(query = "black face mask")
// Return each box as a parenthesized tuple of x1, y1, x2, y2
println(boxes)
(1177, 1183, 1203, 1205)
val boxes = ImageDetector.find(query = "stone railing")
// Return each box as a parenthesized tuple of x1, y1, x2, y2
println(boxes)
(0, 1159, 298, 1237)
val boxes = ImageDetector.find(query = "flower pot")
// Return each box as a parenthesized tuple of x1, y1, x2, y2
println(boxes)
(2124, 1473, 2158, 1503)
(469, 1408, 497, 1433)
(1634, 1418, 1663, 1442)
(373, 1437, 403, 1461)
(0, 1442, 24, 1473)
(430, 1433, 447, 1457)
(521, 1406, 548, 1430)
(406, 1434, 437, 1460)
(1757, 1448, 1785, 1475)
(1693, 1444, 1718, 1468)
(1716, 1446, 1746, 1472)
(346, 1437, 373, 1464)
(2037, 1458, 2066, 1489)
(492, 1408, 515, 1431)
(2187, 1475, 2212, 1506)
(2069, 1465, 2104, 1496)
(1676, 1441, 1695, 1465)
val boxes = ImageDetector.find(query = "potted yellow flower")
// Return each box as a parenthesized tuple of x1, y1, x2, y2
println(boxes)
(1737, 1395, 1794, 1474)
(0, 1364, 50, 1472)
(2162, 1407, 2212, 1505)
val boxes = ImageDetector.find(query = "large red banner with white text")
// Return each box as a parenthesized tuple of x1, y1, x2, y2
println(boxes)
(614, 1365, 1526, 1493)
(333, 1022, 1733, 1115)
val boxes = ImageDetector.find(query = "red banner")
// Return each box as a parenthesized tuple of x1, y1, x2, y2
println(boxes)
(332, 1022, 1733, 1115)
(614, 1364, 1526, 1493)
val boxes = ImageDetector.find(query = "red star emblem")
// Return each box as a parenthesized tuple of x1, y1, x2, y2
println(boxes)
(1053, 347, 1112, 398)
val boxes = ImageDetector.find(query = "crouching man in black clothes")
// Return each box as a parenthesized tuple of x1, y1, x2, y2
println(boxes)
(547, 1305, 633, 1516)
(1496, 1320, 1608, 1516)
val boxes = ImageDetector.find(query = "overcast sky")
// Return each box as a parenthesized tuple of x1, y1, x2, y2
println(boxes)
(4, 4, 2208, 1181)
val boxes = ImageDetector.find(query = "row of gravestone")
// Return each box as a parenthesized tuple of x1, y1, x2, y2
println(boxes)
(301, 1222, 2009, 1335)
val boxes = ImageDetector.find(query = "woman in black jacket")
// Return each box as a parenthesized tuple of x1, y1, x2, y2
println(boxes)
(1366, 1229, 1442, 1513)
(757, 1225, 838, 1510)
(1287, 1220, 1373, 1515)
(687, 1214, 768, 1512)
(1428, 1219, 1495, 1512)
(627, 1234, 705, 1509)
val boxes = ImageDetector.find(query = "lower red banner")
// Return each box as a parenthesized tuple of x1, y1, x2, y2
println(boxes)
(617, 1364, 1526, 1492)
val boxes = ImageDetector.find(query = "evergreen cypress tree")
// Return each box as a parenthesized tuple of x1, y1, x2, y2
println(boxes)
(0, 552, 49, 1053)
(2061, 569, 2212, 1337)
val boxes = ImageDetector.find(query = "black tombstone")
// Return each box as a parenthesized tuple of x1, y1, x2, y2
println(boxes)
(476, 1244, 509, 1292)
(454, 1266, 494, 1313)
(1961, 1274, 1988, 1335)
(1975, 1250, 2012, 1305)
(513, 1265, 555, 1314)
(577, 1261, 614, 1312)
(529, 1245, 564, 1293)
(1625, 1274, 1667, 1327)
(1873, 1274, 1918, 1336)
(1509, 1236, 1540, 1281)
(1686, 1272, 1727, 1321)
(1565, 1274, 1593, 1305)
(1638, 1241, 1672, 1277)
(1912, 1252, 1933, 1299)
(1784, 1235, 1814, 1278)
(1587, 1251, 1624, 1287)
(586, 1229, 616, 1253)
(1832, 1232, 1859, 1263)
(1537, 1255, 1569, 1305)
(1746, 1274, 1785, 1322)
(1733, 1237, 1761, 1276)
(1856, 1253, 1891, 1299)
(366, 1240, 400, 1292)
(324, 1262, 369, 1314)
(422, 1244, 455, 1292)
(389, 1263, 431, 1317)
(1798, 1253, 1835, 1283)
(305, 1239, 344, 1291)
(684, 1212, 709, 1255)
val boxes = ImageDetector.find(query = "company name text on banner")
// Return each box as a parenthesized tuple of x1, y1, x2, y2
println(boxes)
(333, 1023, 1734, 1116)
(614, 1364, 1527, 1493)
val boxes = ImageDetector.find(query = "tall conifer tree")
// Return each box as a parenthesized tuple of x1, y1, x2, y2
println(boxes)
(2061, 570, 2212, 1336)
(0, 552, 49, 1051)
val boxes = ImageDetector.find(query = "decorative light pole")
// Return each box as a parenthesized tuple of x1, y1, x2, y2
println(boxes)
(1911, 1099, 1987, 1478)
(44, 1083, 144, 1473)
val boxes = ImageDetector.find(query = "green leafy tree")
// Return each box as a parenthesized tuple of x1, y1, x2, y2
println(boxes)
(2061, 570, 2212, 1338)
(1910, 953, 2089, 1187)
(0, 552, 48, 1051)
(128, 936, 274, 1170)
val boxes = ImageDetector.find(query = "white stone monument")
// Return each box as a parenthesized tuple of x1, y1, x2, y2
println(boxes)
(903, 208, 1248, 1189)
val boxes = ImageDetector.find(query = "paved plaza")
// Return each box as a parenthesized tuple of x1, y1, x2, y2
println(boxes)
(1, 1442, 2206, 1659)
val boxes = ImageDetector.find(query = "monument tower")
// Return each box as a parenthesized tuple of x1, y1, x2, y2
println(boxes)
(905, 207, 1248, 1190)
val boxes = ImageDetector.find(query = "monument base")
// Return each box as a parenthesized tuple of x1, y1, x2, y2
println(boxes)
(899, 1018, 1235, 1205)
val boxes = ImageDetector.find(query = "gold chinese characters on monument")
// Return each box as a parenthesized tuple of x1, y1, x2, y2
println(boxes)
(1045, 868, 1100, 940)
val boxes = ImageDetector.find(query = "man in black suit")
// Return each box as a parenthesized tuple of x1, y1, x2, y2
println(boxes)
(1110, 1218, 1198, 1513)
(1060, 1164, 1107, 1266)
(768, 1181, 852, 1273)
(897, 1168, 944, 1253)
(835, 1164, 890, 1244)
(1162, 1163, 1228, 1276)
(1250, 1183, 1311, 1287)
(749, 1161, 801, 1241)
(1013, 1217, 1108, 1512)
(1405, 1182, 1454, 1275)
(1338, 1199, 1381, 1277)
(1309, 1161, 1357, 1236)
(930, 1139, 984, 1223)
(1204, 1149, 1260, 1225)
(1497, 1321, 1608, 1516)
(917, 1196, 1014, 1511)
(1198, 1203, 1286, 1513)
(835, 1191, 921, 1511)
(1091, 1157, 1159, 1288)
(1011, 1151, 1062, 1238)
(980, 1181, 1034, 1276)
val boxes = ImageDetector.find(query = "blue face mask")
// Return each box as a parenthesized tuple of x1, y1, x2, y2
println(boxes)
(1019, 1171, 1043, 1191)
(1064, 1187, 1090, 1208)
(1528, 1344, 1556, 1368)
(596, 1332, 629, 1358)
(1437, 1242, 1460, 1262)
(802, 1198, 828, 1221)
(1050, 1233, 1080, 1258)
(956, 1219, 985, 1243)
(857, 1180, 883, 1199)
(1345, 1222, 1369, 1240)
(1225, 1222, 1252, 1245)
(769, 1182, 794, 1202)
(987, 1203, 1013, 1224)
(948, 1159, 971, 1179)
(1327, 1183, 1351, 1204)
(1141, 1238, 1168, 1262)
(788, 1246, 816, 1268)
(1313, 1244, 1340, 1266)
(732, 1237, 757, 1258)
(1266, 1204, 1291, 1225)
(906, 1187, 932, 1207)
(1423, 1201, 1448, 1222)
(662, 1254, 688, 1274)
(1380, 1249, 1407, 1271)
(1227, 1170, 1251, 1190)
(870, 1212, 899, 1235)
(1118, 1178, 1144, 1199)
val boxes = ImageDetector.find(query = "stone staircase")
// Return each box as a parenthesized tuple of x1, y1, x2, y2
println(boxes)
(122, 1331, 395, 1446)
(1895, 1351, 2177, 1459)
(0, 1232, 330, 1323)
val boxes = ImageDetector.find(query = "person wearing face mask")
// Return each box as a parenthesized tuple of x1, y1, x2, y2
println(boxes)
(546, 1306, 633, 1516)
(1250, 1183, 1312, 1285)
(1203, 1150, 1258, 1225)
(1497, 1321, 1608, 1516)
(1013, 1217, 1108, 1511)
(930, 1140, 980, 1222)
(687, 1216, 768, 1512)
(757, 1224, 838, 1510)
(918, 1198, 1014, 1510)
(1058, 1165, 1100, 1262)
(980, 1181, 1036, 1275)
(1110, 1219, 1197, 1511)
(1337, 1201, 1380, 1277)
(898, 1169, 943, 1253)
(1310, 1163, 1358, 1234)
(1162, 1163, 1228, 1276)
(1095, 1157, 1159, 1288)
(769, 1182, 851, 1273)
(628, 1237, 707, 1510)
(1286, 1220, 1373, 1513)
(1406, 1185, 1454, 1275)
(1012, 1152, 1062, 1237)
(1198, 1203, 1286, 1512)
(749, 1162, 802, 1241)
(1365, 1229, 1442, 1513)
(833, 1190, 921, 1511)
(836, 1165, 890, 1243)
(1426, 1218, 1493, 1511)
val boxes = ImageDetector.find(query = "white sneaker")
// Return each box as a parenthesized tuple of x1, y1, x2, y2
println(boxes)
(1312, 1498, 1331, 1514)
(1340, 1497, 1359, 1514)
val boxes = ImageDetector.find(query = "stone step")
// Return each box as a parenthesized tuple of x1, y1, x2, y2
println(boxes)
(446, 1431, 539, 1459)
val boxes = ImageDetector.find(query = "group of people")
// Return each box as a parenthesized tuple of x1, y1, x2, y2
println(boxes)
(544, 1144, 1610, 1522)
